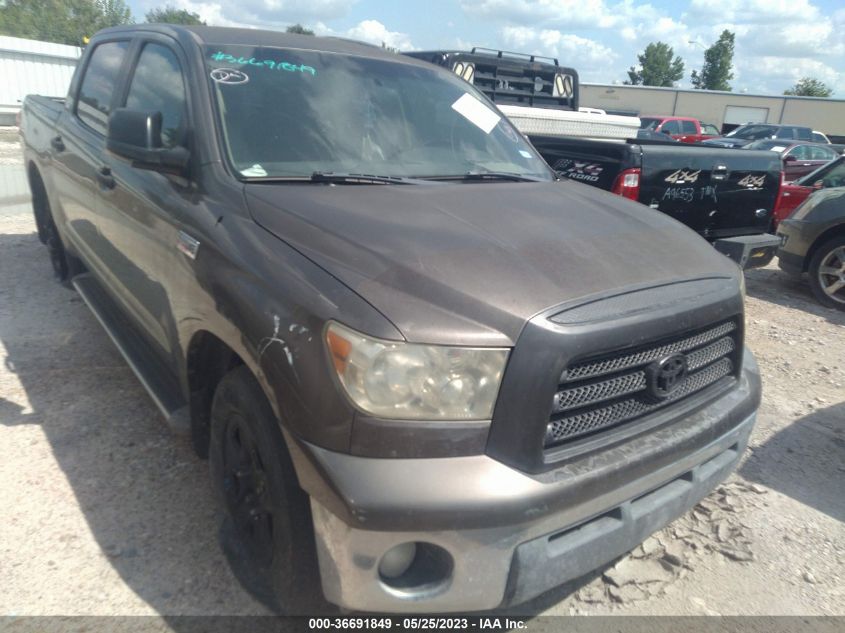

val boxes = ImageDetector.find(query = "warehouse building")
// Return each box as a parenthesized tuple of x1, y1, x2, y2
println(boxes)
(581, 83, 845, 142)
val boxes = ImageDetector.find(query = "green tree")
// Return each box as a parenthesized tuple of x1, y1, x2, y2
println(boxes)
(691, 30, 735, 91)
(285, 23, 314, 35)
(0, 0, 132, 46)
(784, 77, 833, 97)
(145, 5, 205, 25)
(625, 41, 684, 87)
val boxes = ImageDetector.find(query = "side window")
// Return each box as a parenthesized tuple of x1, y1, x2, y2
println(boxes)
(702, 124, 720, 135)
(680, 120, 698, 134)
(788, 145, 809, 160)
(76, 41, 130, 135)
(125, 43, 187, 148)
(661, 120, 681, 135)
(795, 127, 812, 141)
(811, 146, 836, 161)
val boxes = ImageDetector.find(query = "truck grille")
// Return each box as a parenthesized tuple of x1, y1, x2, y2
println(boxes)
(545, 321, 739, 448)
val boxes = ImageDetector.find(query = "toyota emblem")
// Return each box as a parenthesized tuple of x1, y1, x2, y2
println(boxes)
(645, 353, 688, 400)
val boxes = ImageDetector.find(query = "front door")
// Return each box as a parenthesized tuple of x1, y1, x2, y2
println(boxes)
(96, 37, 193, 358)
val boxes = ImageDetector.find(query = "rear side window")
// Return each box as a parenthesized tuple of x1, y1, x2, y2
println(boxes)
(125, 43, 187, 148)
(809, 145, 836, 161)
(680, 120, 698, 134)
(77, 41, 129, 135)
(661, 120, 681, 135)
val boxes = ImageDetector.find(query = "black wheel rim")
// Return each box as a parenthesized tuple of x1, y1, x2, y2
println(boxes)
(221, 414, 274, 567)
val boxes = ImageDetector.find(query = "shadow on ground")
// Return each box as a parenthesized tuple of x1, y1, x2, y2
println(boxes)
(739, 401, 845, 523)
(744, 266, 845, 326)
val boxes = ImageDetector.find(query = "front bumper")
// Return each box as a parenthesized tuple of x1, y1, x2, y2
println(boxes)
(776, 219, 814, 274)
(298, 351, 760, 613)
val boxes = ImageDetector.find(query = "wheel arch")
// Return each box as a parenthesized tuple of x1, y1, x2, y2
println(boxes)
(27, 160, 49, 244)
(184, 328, 247, 457)
(805, 223, 845, 272)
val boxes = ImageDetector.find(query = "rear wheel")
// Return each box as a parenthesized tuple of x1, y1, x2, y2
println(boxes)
(808, 236, 845, 311)
(209, 366, 326, 613)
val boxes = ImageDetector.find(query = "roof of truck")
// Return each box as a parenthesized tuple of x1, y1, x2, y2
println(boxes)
(93, 24, 417, 64)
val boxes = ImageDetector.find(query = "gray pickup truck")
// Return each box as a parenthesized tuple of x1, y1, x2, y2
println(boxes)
(20, 25, 761, 614)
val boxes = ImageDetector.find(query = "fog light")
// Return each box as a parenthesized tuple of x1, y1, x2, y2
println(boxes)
(378, 542, 417, 579)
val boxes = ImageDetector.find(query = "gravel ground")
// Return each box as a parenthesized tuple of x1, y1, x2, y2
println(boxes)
(1, 138, 843, 618)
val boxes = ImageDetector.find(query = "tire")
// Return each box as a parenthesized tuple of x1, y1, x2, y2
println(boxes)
(208, 366, 327, 614)
(808, 235, 845, 311)
(43, 208, 69, 282)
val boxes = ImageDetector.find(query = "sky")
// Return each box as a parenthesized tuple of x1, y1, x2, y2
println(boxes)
(127, 0, 845, 96)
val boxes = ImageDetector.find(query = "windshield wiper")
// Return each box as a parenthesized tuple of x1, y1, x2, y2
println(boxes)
(310, 172, 416, 185)
(428, 171, 546, 183)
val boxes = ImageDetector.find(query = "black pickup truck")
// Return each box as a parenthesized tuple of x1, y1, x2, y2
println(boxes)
(21, 25, 761, 614)
(409, 49, 783, 269)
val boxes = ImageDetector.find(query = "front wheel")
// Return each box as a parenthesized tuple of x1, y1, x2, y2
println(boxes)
(808, 236, 845, 311)
(208, 366, 325, 613)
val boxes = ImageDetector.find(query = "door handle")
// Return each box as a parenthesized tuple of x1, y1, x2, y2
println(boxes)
(96, 165, 115, 189)
(50, 135, 65, 152)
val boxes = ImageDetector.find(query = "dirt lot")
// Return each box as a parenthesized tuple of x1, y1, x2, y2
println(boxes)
(1, 136, 843, 618)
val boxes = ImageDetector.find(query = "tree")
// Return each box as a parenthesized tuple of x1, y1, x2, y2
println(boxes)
(784, 77, 833, 98)
(625, 41, 684, 87)
(285, 24, 314, 35)
(691, 30, 735, 91)
(0, 0, 132, 46)
(145, 5, 205, 25)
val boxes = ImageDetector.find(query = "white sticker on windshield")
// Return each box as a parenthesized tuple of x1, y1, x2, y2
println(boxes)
(241, 164, 267, 177)
(451, 93, 501, 134)
(519, 150, 533, 158)
(770, 146, 786, 152)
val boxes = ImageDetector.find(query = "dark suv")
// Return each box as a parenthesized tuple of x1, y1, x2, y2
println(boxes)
(777, 187, 845, 310)
(703, 123, 813, 149)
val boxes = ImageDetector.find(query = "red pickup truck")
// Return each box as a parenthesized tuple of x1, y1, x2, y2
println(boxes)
(640, 116, 720, 144)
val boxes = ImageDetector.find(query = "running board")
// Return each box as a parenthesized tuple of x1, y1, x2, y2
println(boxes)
(72, 273, 190, 434)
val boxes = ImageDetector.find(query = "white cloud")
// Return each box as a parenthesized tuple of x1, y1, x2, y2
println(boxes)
(735, 56, 842, 95)
(501, 26, 616, 78)
(344, 20, 415, 50)
(461, 0, 619, 28)
(312, 20, 414, 50)
(140, 0, 356, 29)
(686, 0, 820, 25)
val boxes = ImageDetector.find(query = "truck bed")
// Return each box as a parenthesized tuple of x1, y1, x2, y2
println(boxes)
(530, 135, 783, 240)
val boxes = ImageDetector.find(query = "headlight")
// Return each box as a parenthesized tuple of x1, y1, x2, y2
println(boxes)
(738, 273, 746, 301)
(326, 321, 509, 420)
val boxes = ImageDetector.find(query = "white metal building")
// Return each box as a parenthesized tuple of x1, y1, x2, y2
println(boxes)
(580, 83, 845, 142)
(0, 36, 81, 125)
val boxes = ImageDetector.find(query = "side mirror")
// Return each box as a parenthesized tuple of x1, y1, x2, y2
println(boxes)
(784, 155, 797, 163)
(107, 108, 189, 175)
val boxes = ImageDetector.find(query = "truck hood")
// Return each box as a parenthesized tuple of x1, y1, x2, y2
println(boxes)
(246, 180, 738, 346)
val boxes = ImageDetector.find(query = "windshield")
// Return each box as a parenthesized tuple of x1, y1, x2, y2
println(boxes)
(726, 124, 778, 140)
(204, 45, 553, 181)
(639, 118, 660, 130)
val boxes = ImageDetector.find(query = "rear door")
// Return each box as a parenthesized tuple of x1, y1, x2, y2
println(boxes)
(677, 119, 701, 143)
(659, 119, 683, 141)
(638, 144, 781, 238)
(51, 38, 131, 268)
